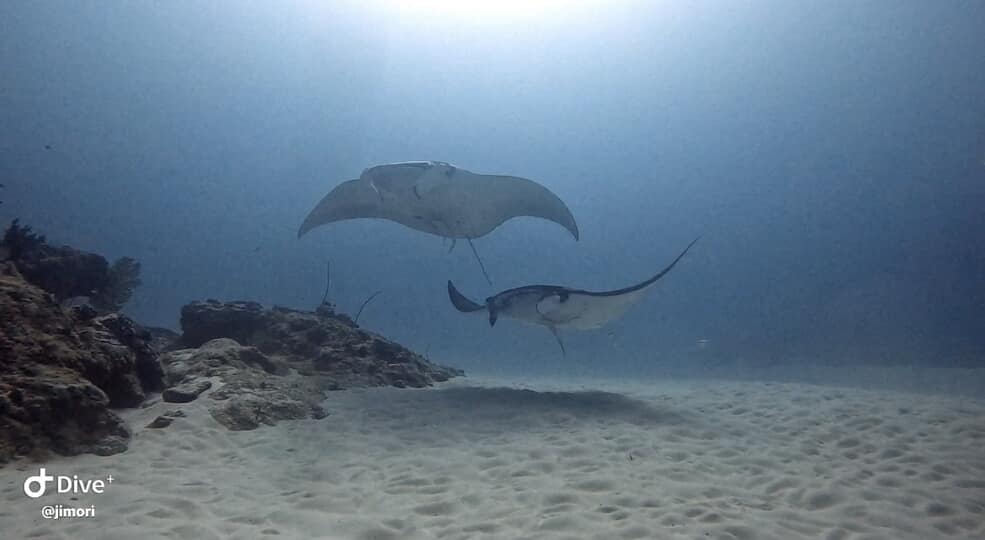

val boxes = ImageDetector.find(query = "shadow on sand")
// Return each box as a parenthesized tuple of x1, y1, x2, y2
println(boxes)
(396, 385, 691, 427)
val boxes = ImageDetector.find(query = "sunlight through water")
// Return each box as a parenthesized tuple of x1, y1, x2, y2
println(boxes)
(360, 0, 603, 25)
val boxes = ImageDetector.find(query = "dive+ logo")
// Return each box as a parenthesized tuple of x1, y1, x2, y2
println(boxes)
(23, 468, 114, 498)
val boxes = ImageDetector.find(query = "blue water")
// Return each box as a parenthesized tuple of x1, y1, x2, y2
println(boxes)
(1, 1, 983, 378)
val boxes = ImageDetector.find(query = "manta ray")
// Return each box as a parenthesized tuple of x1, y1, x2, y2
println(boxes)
(447, 237, 700, 355)
(297, 161, 579, 284)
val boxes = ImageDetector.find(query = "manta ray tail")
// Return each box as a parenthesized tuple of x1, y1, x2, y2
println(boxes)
(447, 280, 485, 313)
(548, 326, 566, 358)
(588, 236, 701, 298)
(467, 238, 492, 285)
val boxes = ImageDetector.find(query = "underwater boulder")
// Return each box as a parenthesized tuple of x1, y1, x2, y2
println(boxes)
(176, 299, 463, 389)
(0, 263, 163, 463)
(179, 300, 268, 348)
(142, 325, 181, 353)
(159, 338, 326, 430)
(161, 299, 463, 431)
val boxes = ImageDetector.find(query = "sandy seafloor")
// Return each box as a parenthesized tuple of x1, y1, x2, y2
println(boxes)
(2, 369, 984, 540)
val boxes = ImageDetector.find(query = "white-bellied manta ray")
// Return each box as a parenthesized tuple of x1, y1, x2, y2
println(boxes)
(297, 161, 579, 284)
(447, 237, 700, 356)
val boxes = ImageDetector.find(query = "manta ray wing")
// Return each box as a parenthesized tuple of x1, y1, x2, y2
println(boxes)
(533, 291, 633, 330)
(298, 177, 451, 238)
(298, 179, 384, 238)
(452, 173, 579, 240)
(560, 291, 651, 330)
(299, 163, 579, 244)
(447, 280, 486, 313)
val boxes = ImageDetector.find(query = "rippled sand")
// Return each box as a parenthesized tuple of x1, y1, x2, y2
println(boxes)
(1, 374, 983, 539)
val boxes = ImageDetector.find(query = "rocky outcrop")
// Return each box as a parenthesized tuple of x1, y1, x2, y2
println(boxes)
(160, 338, 327, 430)
(0, 220, 464, 460)
(15, 243, 110, 303)
(143, 326, 182, 353)
(0, 263, 164, 464)
(1, 219, 142, 313)
(179, 300, 463, 388)
(179, 300, 268, 349)
(158, 301, 464, 430)
(146, 410, 185, 429)
(162, 379, 212, 403)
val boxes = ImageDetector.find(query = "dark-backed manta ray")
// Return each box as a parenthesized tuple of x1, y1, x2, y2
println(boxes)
(297, 161, 579, 284)
(447, 237, 700, 356)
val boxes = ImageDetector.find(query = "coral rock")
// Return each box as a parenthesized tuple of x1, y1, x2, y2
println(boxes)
(179, 300, 267, 348)
(158, 300, 464, 431)
(0, 263, 164, 463)
(161, 378, 212, 403)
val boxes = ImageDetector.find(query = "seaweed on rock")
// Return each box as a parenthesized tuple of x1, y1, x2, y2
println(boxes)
(0, 220, 142, 312)
(91, 257, 142, 313)
(1, 219, 47, 261)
